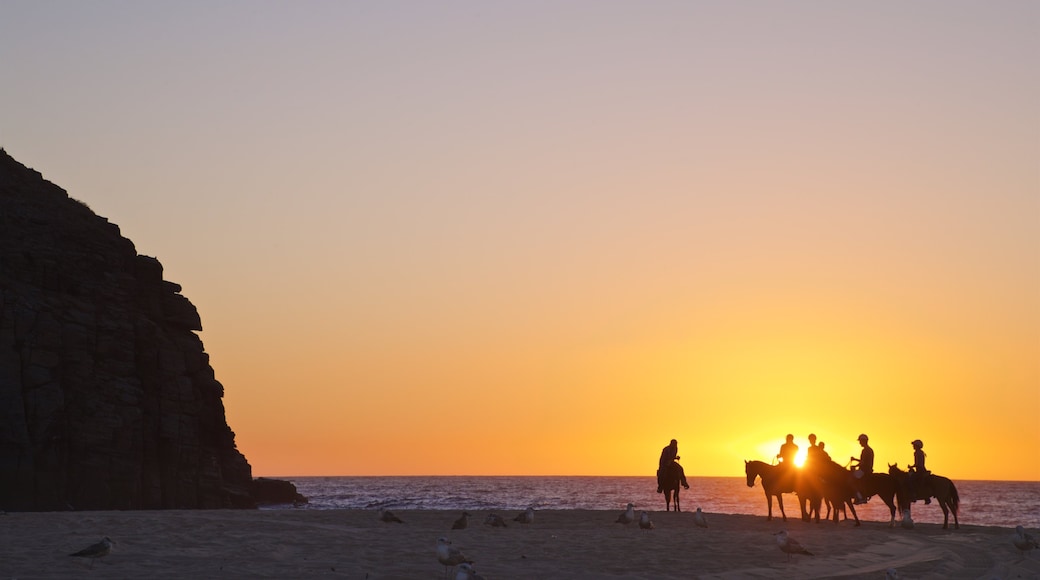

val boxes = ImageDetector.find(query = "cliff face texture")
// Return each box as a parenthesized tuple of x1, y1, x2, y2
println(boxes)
(0, 150, 253, 510)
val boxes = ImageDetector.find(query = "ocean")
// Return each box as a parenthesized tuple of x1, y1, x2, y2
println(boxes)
(270, 476, 1040, 529)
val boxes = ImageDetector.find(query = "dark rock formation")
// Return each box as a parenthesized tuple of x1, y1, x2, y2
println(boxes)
(0, 149, 254, 510)
(251, 477, 308, 506)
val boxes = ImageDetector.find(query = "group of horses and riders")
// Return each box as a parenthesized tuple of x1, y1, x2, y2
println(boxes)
(743, 434, 960, 529)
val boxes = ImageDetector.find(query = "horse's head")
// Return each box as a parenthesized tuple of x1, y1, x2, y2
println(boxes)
(888, 463, 904, 476)
(744, 460, 756, 488)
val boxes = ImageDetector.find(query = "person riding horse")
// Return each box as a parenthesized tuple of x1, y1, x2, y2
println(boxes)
(849, 434, 874, 504)
(777, 434, 798, 472)
(657, 439, 678, 493)
(909, 439, 931, 504)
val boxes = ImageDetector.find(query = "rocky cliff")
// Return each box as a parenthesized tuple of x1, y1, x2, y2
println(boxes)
(0, 149, 254, 510)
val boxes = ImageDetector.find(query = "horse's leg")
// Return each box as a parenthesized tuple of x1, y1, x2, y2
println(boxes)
(884, 493, 896, 527)
(939, 497, 950, 529)
(765, 489, 773, 521)
(847, 500, 861, 526)
(675, 488, 681, 512)
(777, 494, 787, 522)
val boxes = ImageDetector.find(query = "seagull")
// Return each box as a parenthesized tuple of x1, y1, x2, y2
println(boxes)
(1013, 525, 1039, 554)
(616, 502, 636, 524)
(775, 530, 813, 561)
(437, 537, 473, 578)
(638, 511, 654, 531)
(693, 507, 708, 528)
(900, 510, 914, 530)
(885, 568, 901, 579)
(454, 562, 487, 580)
(379, 509, 404, 523)
(69, 537, 115, 569)
(514, 507, 535, 525)
(483, 513, 508, 528)
(451, 512, 471, 530)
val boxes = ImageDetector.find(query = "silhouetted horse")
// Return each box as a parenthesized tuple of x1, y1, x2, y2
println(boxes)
(804, 459, 862, 526)
(854, 472, 901, 526)
(659, 460, 689, 512)
(888, 464, 960, 529)
(744, 460, 807, 522)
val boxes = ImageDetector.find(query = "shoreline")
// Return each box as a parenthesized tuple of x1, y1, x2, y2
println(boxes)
(1, 509, 1037, 578)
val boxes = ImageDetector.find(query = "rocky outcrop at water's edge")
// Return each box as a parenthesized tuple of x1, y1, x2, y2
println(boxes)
(0, 149, 266, 510)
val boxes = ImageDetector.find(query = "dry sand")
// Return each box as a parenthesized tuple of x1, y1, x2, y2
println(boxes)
(1, 508, 1037, 579)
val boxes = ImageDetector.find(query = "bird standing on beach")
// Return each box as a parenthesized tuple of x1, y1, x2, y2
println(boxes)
(638, 511, 654, 531)
(616, 502, 636, 524)
(454, 562, 487, 580)
(69, 536, 115, 569)
(379, 509, 404, 523)
(484, 513, 508, 528)
(774, 530, 813, 561)
(451, 512, 470, 530)
(514, 507, 535, 525)
(1013, 525, 1039, 555)
(693, 507, 708, 528)
(437, 537, 473, 578)
(885, 568, 901, 580)
(900, 511, 914, 530)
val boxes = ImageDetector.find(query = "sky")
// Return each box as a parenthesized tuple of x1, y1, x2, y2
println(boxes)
(1, 1, 1037, 480)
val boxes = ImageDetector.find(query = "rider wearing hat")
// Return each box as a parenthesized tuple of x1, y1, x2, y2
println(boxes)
(910, 439, 931, 504)
(849, 434, 874, 504)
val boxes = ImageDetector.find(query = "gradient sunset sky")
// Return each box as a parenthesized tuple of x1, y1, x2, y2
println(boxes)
(2, 1, 1037, 480)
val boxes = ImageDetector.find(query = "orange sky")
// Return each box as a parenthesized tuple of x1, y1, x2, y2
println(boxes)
(2, 2, 1038, 480)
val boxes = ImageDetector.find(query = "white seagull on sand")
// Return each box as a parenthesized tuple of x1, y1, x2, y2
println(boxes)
(775, 530, 813, 561)
(437, 537, 473, 577)
(379, 508, 404, 523)
(638, 511, 655, 530)
(1013, 525, 1039, 554)
(693, 507, 709, 528)
(514, 507, 535, 525)
(616, 502, 636, 524)
(451, 512, 470, 530)
(454, 562, 487, 580)
(69, 537, 115, 569)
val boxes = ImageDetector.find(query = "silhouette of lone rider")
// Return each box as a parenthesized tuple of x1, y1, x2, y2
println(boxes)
(657, 439, 678, 493)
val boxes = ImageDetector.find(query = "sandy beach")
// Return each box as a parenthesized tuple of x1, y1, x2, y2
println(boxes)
(1, 508, 1037, 579)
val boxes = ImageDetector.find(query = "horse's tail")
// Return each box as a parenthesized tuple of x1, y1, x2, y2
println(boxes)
(949, 479, 960, 515)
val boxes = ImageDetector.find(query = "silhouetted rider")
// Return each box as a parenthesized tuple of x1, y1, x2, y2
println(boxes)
(909, 439, 931, 504)
(657, 439, 678, 493)
(777, 434, 798, 471)
(850, 433, 873, 504)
